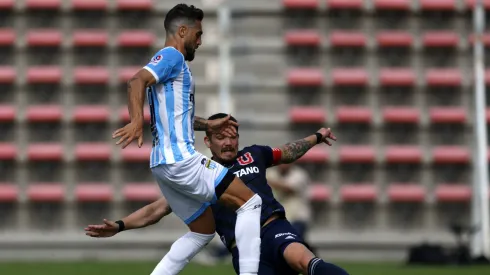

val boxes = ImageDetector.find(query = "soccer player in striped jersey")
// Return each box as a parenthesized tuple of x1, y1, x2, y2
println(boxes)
(88, 114, 349, 275)
(112, 5, 262, 275)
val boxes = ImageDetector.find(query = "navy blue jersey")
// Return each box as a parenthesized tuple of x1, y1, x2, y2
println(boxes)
(211, 145, 286, 250)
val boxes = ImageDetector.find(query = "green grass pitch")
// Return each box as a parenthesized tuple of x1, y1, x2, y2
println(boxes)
(0, 261, 489, 275)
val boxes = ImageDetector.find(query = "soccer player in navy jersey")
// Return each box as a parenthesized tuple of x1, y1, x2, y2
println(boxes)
(86, 113, 349, 275)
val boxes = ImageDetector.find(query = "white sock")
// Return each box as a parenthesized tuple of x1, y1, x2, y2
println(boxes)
(150, 232, 215, 275)
(235, 194, 262, 275)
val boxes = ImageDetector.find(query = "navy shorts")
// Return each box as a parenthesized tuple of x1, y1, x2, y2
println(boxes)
(231, 218, 305, 275)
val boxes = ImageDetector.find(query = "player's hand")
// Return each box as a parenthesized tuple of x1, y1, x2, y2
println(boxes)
(207, 114, 239, 137)
(112, 121, 144, 149)
(84, 219, 120, 238)
(317, 128, 337, 146)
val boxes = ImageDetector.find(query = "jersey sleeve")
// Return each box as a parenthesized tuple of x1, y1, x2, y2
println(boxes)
(143, 47, 184, 84)
(252, 145, 282, 168)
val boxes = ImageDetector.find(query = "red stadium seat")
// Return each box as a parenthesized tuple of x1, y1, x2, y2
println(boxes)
(75, 183, 114, 202)
(27, 66, 62, 84)
(329, 31, 366, 47)
(0, 143, 16, 160)
(0, 183, 18, 202)
(72, 105, 110, 123)
(26, 0, 61, 9)
(27, 184, 65, 202)
(284, 30, 321, 47)
(469, 33, 490, 46)
(435, 184, 471, 202)
(71, 0, 108, 10)
(123, 183, 160, 201)
(0, 0, 14, 9)
(376, 31, 413, 47)
(72, 30, 108, 47)
(117, 31, 155, 47)
(0, 66, 15, 84)
(332, 68, 368, 86)
(287, 68, 324, 86)
(116, 0, 152, 10)
(340, 184, 377, 202)
(0, 29, 15, 46)
(432, 146, 470, 164)
(429, 107, 467, 123)
(426, 69, 462, 86)
(73, 66, 109, 85)
(420, 0, 456, 11)
(26, 105, 62, 122)
(120, 144, 151, 162)
(308, 184, 330, 202)
(422, 31, 459, 47)
(339, 145, 375, 163)
(374, 0, 410, 10)
(379, 68, 415, 86)
(75, 143, 111, 161)
(27, 143, 63, 161)
(289, 107, 326, 123)
(385, 146, 423, 163)
(119, 106, 150, 123)
(297, 146, 329, 163)
(283, 0, 319, 9)
(388, 184, 425, 202)
(336, 106, 372, 123)
(118, 67, 140, 83)
(382, 107, 420, 123)
(466, 0, 490, 9)
(26, 30, 62, 47)
(327, 0, 363, 9)
(486, 70, 490, 85)
(0, 105, 15, 122)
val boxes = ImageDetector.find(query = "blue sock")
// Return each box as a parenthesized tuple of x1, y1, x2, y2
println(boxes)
(308, 257, 349, 275)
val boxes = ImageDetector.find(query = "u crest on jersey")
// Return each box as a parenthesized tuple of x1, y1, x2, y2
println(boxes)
(237, 152, 254, 165)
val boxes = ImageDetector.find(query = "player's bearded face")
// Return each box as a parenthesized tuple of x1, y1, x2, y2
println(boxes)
(184, 21, 202, 62)
(210, 134, 239, 163)
(184, 40, 196, 61)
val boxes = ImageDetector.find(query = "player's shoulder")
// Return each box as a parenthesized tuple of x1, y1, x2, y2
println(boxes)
(151, 47, 184, 64)
(240, 144, 272, 155)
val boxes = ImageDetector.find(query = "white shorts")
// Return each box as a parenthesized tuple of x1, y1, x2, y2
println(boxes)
(151, 152, 233, 224)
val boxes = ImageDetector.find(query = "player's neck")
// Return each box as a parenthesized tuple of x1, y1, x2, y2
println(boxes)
(164, 39, 186, 58)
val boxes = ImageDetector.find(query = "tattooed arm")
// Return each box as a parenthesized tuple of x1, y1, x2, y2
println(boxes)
(278, 135, 318, 164)
(193, 116, 208, 131)
(276, 128, 336, 164)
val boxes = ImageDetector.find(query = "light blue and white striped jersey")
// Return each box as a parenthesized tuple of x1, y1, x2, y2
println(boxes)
(143, 47, 196, 167)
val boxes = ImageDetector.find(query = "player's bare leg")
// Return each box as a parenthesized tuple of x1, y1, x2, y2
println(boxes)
(150, 207, 216, 275)
(283, 243, 349, 275)
(219, 177, 262, 275)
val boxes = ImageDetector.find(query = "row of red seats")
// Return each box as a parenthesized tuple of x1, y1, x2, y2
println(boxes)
(0, 0, 151, 10)
(284, 0, 489, 11)
(0, 105, 149, 123)
(0, 143, 475, 164)
(0, 66, 140, 84)
(0, 29, 483, 48)
(290, 106, 472, 124)
(0, 29, 155, 47)
(0, 105, 474, 125)
(288, 68, 467, 86)
(0, 66, 473, 86)
(286, 30, 482, 48)
(0, 183, 482, 203)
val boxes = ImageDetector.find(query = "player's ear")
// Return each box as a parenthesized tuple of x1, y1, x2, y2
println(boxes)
(204, 135, 211, 148)
(179, 25, 187, 38)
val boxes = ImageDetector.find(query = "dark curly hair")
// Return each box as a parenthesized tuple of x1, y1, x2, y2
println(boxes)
(164, 4, 204, 34)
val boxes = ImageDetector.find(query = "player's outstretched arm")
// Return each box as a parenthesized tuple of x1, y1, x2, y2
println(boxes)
(112, 69, 156, 149)
(278, 127, 336, 164)
(84, 197, 172, 238)
(194, 114, 238, 137)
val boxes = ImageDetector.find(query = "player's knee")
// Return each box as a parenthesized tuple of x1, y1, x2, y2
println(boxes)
(236, 193, 262, 214)
(188, 231, 216, 247)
